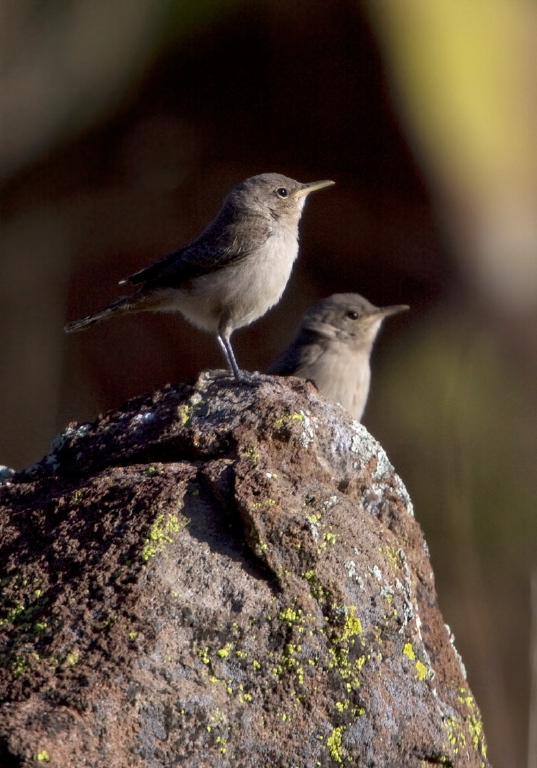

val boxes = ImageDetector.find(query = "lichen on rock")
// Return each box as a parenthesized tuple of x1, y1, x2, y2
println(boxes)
(0, 372, 489, 767)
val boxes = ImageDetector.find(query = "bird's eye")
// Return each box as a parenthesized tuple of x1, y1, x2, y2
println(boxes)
(277, 187, 288, 198)
(346, 311, 359, 320)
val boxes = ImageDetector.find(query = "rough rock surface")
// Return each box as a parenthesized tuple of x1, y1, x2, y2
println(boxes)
(0, 372, 489, 768)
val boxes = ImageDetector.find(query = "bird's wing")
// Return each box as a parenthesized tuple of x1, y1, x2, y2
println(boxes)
(123, 246, 187, 286)
(268, 335, 325, 377)
(122, 217, 271, 290)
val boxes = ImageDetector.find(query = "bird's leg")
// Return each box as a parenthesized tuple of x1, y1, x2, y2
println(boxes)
(217, 330, 244, 381)
(217, 324, 268, 385)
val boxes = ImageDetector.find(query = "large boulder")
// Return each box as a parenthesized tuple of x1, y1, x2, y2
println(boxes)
(0, 372, 489, 767)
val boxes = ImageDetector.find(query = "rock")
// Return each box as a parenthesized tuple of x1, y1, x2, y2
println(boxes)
(0, 466, 15, 484)
(0, 372, 489, 767)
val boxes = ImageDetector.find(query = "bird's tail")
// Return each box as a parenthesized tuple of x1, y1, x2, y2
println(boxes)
(64, 296, 139, 333)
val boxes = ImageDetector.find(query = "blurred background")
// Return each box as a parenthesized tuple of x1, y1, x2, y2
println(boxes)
(1, 1, 536, 764)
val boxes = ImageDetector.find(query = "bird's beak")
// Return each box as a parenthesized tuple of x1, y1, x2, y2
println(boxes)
(292, 179, 335, 198)
(373, 304, 410, 319)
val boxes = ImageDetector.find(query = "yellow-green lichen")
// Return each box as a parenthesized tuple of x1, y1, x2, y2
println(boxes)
(279, 607, 303, 626)
(458, 689, 487, 757)
(10, 656, 30, 678)
(197, 646, 210, 665)
(328, 647, 366, 690)
(415, 660, 428, 681)
(383, 545, 402, 567)
(0, 603, 26, 626)
(178, 404, 194, 425)
(303, 570, 326, 601)
(99, 612, 116, 628)
(403, 642, 415, 660)
(445, 715, 467, 754)
(321, 531, 337, 550)
(341, 606, 362, 641)
(217, 643, 233, 659)
(286, 643, 301, 654)
(468, 714, 486, 754)
(327, 726, 345, 763)
(280, 643, 305, 685)
(65, 651, 79, 666)
(253, 498, 277, 509)
(403, 642, 428, 680)
(37, 751, 50, 762)
(325, 607, 367, 692)
(274, 412, 304, 427)
(334, 698, 365, 718)
(239, 691, 253, 703)
(141, 513, 186, 561)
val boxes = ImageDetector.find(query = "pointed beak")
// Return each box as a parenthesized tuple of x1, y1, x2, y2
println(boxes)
(372, 304, 410, 320)
(292, 179, 335, 198)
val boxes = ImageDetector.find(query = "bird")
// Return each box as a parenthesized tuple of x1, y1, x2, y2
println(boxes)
(64, 173, 335, 381)
(268, 293, 409, 421)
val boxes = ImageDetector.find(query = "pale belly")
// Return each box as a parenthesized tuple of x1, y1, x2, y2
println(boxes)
(152, 232, 299, 333)
(300, 349, 371, 421)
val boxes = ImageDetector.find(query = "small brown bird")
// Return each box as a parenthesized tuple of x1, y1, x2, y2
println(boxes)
(65, 173, 334, 380)
(268, 293, 409, 421)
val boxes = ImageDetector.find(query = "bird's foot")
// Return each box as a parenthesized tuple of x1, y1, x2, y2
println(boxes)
(205, 369, 274, 387)
(233, 370, 267, 386)
(229, 370, 278, 386)
(204, 369, 266, 387)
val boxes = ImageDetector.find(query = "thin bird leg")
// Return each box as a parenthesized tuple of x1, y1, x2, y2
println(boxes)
(217, 331, 243, 381)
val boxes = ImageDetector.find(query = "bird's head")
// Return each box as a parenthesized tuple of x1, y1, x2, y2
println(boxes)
(302, 293, 409, 349)
(225, 173, 335, 220)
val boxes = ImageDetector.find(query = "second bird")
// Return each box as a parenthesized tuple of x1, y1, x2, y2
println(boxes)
(65, 173, 334, 381)
(268, 293, 408, 421)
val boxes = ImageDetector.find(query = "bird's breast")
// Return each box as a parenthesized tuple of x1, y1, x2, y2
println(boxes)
(164, 228, 299, 333)
(221, 229, 299, 327)
(303, 346, 372, 421)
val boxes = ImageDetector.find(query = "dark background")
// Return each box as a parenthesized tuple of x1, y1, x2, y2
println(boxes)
(1, 3, 536, 766)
